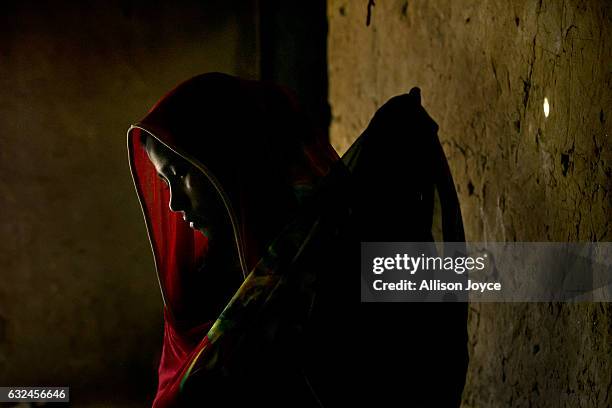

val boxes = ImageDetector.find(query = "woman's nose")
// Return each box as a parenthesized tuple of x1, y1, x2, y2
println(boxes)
(168, 184, 189, 213)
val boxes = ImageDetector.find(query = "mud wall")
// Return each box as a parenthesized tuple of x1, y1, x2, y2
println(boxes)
(328, 0, 611, 406)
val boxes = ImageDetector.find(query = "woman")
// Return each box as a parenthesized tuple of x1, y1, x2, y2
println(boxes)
(127, 72, 467, 407)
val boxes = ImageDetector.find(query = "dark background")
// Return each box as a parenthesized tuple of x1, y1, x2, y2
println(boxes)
(0, 1, 326, 405)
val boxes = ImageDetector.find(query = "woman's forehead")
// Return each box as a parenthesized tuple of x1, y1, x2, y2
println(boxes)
(144, 135, 188, 174)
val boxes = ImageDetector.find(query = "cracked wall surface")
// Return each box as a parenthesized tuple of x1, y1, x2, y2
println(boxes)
(328, 0, 611, 406)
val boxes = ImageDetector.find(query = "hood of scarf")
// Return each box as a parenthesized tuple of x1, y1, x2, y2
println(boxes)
(128, 72, 338, 324)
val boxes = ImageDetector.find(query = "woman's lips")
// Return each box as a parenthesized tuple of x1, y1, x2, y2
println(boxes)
(183, 214, 195, 226)
(183, 213, 206, 230)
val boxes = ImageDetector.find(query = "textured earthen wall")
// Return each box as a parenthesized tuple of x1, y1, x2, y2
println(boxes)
(0, 1, 256, 405)
(328, 0, 611, 406)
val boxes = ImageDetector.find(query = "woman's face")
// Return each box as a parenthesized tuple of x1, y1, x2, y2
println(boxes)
(144, 134, 228, 240)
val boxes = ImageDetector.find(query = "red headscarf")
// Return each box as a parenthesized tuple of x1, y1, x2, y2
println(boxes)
(127, 73, 340, 407)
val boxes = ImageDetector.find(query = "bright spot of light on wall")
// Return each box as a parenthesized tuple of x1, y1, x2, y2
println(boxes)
(543, 97, 550, 118)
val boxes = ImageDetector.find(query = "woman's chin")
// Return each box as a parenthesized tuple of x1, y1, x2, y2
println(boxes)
(197, 226, 210, 238)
